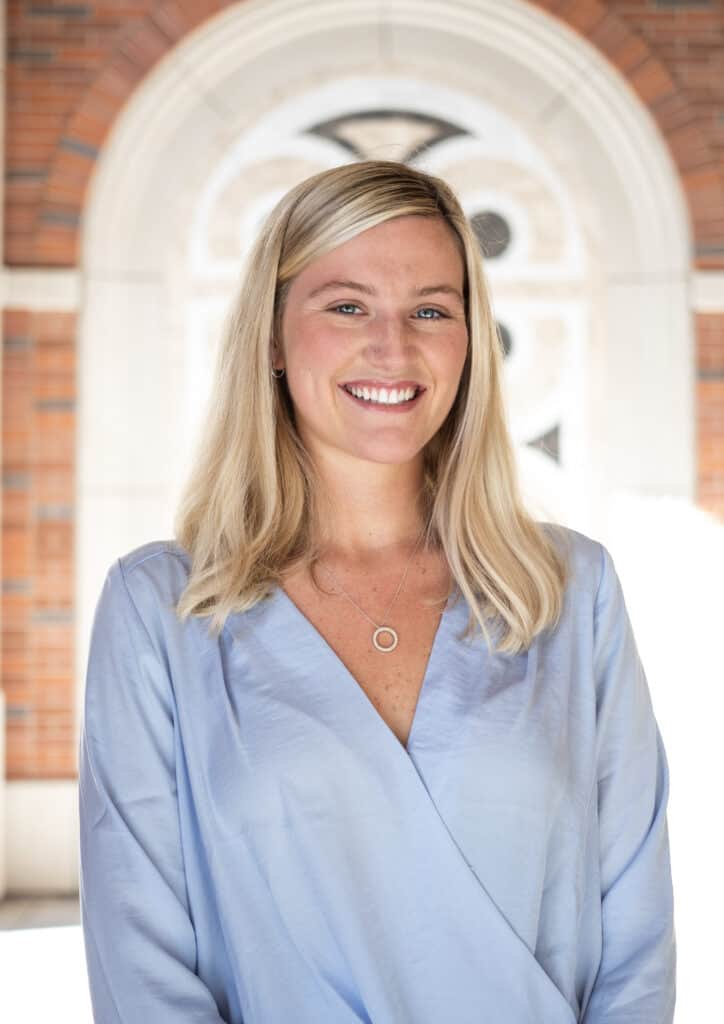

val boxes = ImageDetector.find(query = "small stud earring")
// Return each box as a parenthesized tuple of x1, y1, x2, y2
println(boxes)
(271, 367, 285, 379)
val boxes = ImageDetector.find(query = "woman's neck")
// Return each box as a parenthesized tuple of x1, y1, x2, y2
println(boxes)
(309, 455, 429, 562)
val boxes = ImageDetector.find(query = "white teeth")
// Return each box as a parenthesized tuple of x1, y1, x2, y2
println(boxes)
(346, 385, 418, 405)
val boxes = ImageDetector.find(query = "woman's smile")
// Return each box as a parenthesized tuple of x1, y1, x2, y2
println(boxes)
(338, 382, 426, 412)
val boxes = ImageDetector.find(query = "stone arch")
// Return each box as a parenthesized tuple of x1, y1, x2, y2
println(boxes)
(34, 0, 720, 265)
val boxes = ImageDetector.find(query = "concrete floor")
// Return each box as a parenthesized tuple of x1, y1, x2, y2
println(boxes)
(0, 915, 93, 1022)
(0, 894, 80, 930)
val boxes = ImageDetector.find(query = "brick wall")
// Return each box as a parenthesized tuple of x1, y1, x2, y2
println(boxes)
(2, 308, 75, 779)
(2, 0, 723, 780)
(607, 0, 724, 266)
(697, 312, 724, 514)
(5, 0, 233, 265)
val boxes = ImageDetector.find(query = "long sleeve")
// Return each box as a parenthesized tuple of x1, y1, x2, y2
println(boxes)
(78, 558, 229, 1023)
(581, 544, 677, 1024)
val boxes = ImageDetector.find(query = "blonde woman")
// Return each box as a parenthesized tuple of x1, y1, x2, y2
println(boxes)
(78, 160, 676, 1023)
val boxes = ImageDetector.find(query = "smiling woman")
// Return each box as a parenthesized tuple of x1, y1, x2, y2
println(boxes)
(178, 158, 572, 661)
(78, 160, 676, 1024)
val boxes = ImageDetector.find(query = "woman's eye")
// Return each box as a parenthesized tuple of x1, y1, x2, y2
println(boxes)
(330, 303, 361, 315)
(416, 307, 446, 319)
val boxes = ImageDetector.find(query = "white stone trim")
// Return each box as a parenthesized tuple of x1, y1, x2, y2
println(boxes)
(4, 780, 79, 894)
(691, 271, 724, 313)
(0, 268, 81, 311)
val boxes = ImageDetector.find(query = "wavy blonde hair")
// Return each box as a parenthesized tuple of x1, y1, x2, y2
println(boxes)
(173, 159, 571, 655)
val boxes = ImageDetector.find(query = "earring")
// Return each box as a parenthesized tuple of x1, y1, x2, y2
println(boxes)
(271, 367, 285, 379)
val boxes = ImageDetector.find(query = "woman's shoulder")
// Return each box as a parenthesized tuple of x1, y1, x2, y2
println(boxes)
(102, 539, 192, 631)
(117, 538, 190, 579)
(537, 520, 606, 600)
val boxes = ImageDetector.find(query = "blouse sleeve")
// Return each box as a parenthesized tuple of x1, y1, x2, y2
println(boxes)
(78, 558, 230, 1023)
(581, 543, 677, 1024)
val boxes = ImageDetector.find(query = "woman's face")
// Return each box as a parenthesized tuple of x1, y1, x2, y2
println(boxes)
(276, 214, 469, 472)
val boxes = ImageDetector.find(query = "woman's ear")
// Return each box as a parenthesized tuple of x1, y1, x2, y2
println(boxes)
(271, 342, 284, 371)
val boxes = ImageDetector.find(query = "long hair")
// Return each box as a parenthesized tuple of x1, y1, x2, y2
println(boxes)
(173, 159, 571, 655)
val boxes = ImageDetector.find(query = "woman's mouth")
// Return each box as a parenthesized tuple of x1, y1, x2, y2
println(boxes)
(338, 383, 424, 412)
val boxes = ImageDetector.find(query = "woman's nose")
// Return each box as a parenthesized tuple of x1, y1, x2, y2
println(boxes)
(365, 315, 411, 357)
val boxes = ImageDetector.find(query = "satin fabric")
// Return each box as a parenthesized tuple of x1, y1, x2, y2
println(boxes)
(78, 525, 676, 1022)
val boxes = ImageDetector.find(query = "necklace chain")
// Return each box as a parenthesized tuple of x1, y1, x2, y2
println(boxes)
(316, 525, 428, 652)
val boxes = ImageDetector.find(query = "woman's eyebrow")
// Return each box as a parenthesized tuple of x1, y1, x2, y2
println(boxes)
(307, 279, 464, 303)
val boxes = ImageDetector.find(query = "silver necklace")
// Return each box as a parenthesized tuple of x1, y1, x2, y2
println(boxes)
(316, 527, 427, 653)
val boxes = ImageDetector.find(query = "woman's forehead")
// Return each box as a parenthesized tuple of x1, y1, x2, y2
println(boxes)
(292, 218, 465, 293)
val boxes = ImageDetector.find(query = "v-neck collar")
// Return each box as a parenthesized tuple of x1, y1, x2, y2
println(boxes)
(270, 582, 461, 756)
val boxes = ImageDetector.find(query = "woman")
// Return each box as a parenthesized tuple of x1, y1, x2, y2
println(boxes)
(78, 160, 676, 1023)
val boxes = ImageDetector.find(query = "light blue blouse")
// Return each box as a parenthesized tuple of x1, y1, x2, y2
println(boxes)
(78, 524, 676, 1023)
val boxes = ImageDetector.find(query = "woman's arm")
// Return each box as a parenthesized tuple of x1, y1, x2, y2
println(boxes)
(79, 558, 230, 1023)
(581, 544, 676, 1024)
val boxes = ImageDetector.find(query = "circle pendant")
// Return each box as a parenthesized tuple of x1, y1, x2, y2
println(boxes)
(373, 626, 398, 653)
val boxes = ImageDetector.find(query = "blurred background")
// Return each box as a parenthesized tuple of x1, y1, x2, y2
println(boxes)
(1, 0, 722, 1020)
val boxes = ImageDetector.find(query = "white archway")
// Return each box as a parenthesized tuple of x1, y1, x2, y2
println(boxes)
(77, 0, 693, 692)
